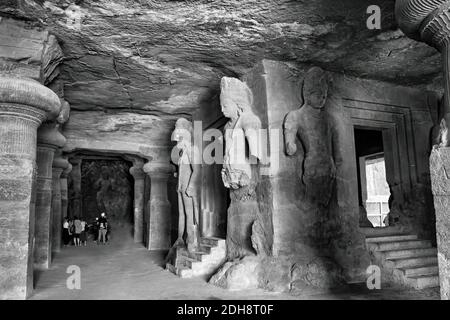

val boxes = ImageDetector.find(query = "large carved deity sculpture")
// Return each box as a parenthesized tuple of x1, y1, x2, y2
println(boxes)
(220, 77, 267, 259)
(283, 67, 336, 207)
(221, 77, 263, 190)
(173, 118, 201, 252)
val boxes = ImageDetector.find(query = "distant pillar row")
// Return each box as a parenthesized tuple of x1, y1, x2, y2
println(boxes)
(0, 76, 61, 300)
(143, 161, 172, 250)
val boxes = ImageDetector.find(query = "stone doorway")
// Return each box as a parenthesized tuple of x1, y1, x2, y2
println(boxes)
(354, 128, 391, 228)
(67, 153, 135, 242)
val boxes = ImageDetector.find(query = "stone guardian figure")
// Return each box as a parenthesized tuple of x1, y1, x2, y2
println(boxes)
(283, 67, 336, 207)
(172, 118, 202, 252)
(220, 77, 266, 259)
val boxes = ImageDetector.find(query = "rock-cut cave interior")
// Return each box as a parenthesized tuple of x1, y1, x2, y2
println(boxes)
(2, 0, 450, 301)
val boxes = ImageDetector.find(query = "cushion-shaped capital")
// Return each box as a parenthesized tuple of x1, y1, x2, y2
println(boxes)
(143, 161, 173, 176)
(395, 0, 447, 40)
(37, 123, 66, 148)
(0, 76, 61, 119)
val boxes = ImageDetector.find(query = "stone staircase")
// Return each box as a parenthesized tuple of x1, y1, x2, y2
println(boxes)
(366, 234, 439, 289)
(167, 237, 226, 280)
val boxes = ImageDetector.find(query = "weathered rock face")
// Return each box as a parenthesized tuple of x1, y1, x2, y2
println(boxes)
(0, 0, 444, 117)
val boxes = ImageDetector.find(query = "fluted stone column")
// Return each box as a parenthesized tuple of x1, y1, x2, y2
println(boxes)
(34, 123, 66, 269)
(430, 148, 450, 299)
(396, 0, 450, 300)
(0, 76, 60, 299)
(60, 162, 72, 225)
(130, 160, 145, 244)
(397, 0, 450, 137)
(51, 153, 69, 254)
(143, 162, 172, 250)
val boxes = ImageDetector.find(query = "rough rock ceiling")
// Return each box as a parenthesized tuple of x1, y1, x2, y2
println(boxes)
(0, 0, 443, 117)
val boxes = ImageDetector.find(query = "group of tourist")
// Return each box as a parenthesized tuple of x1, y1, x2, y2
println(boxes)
(62, 212, 109, 246)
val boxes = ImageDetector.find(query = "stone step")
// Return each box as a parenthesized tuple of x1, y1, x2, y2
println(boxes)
(177, 267, 194, 278)
(181, 250, 209, 262)
(384, 247, 437, 260)
(402, 265, 439, 277)
(388, 256, 438, 269)
(368, 240, 432, 252)
(201, 237, 226, 247)
(365, 234, 418, 243)
(406, 274, 440, 289)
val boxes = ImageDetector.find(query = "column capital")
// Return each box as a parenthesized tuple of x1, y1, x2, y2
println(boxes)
(130, 164, 146, 180)
(61, 163, 73, 179)
(0, 76, 61, 124)
(143, 161, 173, 177)
(37, 122, 66, 149)
(69, 157, 82, 166)
(396, 0, 450, 50)
(53, 155, 70, 171)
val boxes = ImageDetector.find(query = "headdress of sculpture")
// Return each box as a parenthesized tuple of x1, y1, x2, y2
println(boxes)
(220, 77, 262, 189)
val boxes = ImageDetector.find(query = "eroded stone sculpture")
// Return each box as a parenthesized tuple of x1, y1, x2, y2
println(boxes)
(219, 77, 267, 259)
(221, 77, 263, 190)
(173, 118, 201, 251)
(283, 67, 336, 207)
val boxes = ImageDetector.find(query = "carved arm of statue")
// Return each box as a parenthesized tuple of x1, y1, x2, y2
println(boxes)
(242, 113, 263, 163)
(185, 146, 202, 198)
(283, 109, 301, 156)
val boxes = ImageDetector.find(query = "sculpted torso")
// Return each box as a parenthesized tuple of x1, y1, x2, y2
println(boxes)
(222, 113, 261, 189)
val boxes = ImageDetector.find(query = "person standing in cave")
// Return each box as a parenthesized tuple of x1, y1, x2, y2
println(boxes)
(80, 218, 87, 246)
(73, 216, 82, 246)
(62, 217, 70, 246)
(97, 212, 108, 245)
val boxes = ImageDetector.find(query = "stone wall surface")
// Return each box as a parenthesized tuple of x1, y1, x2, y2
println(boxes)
(0, 18, 63, 84)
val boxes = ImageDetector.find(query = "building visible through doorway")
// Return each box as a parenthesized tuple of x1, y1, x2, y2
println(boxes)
(354, 128, 391, 228)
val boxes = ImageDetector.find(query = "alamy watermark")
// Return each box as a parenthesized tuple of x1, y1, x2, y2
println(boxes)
(66, 265, 81, 290)
(366, 5, 381, 30)
(170, 121, 280, 176)
(366, 265, 381, 290)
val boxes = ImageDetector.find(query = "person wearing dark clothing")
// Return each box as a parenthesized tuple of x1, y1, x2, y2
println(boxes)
(97, 213, 108, 245)
(62, 217, 71, 246)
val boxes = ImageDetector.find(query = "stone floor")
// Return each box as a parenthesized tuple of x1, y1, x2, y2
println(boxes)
(29, 226, 440, 300)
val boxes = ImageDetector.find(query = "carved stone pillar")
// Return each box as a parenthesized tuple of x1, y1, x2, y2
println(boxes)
(430, 148, 450, 299)
(69, 157, 82, 218)
(396, 0, 450, 136)
(143, 162, 172, 250)
(60, 162, 72, 225)
(130, 159, 145, 244)
(34, 123, 66, 269)
(0, 76, 60, 299)
(51, 153, 70, 254)
(396, 1, 450, 300)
